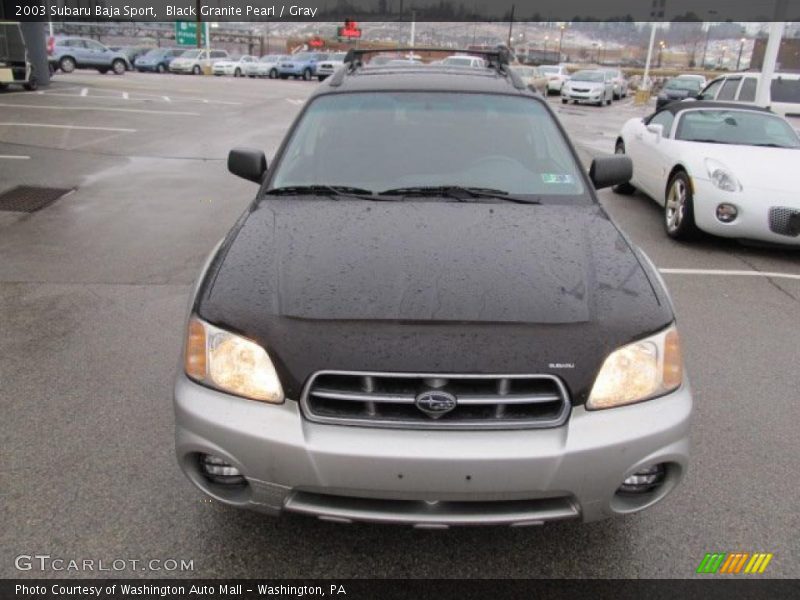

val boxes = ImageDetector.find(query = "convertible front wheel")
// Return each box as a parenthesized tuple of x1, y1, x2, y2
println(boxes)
(664, 171, 700, 240)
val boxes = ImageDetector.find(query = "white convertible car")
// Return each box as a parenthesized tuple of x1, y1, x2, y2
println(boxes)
(615, 101, 800, 245)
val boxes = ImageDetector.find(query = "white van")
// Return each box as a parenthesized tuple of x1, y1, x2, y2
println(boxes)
(697, 72, 800, 118)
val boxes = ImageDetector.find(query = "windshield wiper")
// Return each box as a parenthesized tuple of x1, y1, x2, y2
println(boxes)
(264, 185, 383, 201)
(685, 139, 731, 145)
(379, 186, 540, 204)
(750, 142, 794, 148)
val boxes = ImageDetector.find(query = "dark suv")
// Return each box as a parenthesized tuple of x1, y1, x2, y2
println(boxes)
(174, 49, 692, 527)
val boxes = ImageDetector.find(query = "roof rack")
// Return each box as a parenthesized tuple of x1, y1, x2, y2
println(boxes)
(332, 47, 525, 90)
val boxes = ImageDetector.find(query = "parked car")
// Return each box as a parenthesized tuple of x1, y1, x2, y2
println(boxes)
(277, 52, 329, 80)
(169, 49, 229, 75)
(213, 55, 258, 77)
(512, 65, 548, 95)
(0, 21, 38, 91)
(134, 47, 184, 73)
(538, 64, 569, 94)
(175, 50, 692, 526)
(656, 77, 705, 110)
(615, 101, 800, 245)
(696, 72, 800, 118)
(248, 54, 286, 79)
(110, 45, 154, 70)
(441, 55, 486, 68)
(602, 68, 629, 100)
(561, 69, 614, 106)
(47, 36, 130, 75)
(315, 52, 347, 81)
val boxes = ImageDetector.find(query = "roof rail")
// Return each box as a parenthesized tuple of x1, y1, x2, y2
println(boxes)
(336, 47, 523, 89)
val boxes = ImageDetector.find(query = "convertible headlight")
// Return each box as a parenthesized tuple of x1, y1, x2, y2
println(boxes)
(705, 158, 742, 192)
(184, 316, 284, 403)
(587, 325, 683, 410)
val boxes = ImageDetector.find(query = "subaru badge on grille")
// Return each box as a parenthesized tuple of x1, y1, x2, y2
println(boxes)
(415, 390, 457, 418)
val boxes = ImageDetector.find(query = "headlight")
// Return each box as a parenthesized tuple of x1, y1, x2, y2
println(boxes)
(587, 324, 683, 410)
(184, 316, 284, 403)
(705, 158, 742, 192)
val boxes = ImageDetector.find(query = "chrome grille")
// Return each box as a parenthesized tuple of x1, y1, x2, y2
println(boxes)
(300, 371, 570, 430)
(768, 207, 800, 237)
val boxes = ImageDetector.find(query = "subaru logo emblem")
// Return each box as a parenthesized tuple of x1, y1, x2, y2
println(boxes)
(415, 390, 457, 419)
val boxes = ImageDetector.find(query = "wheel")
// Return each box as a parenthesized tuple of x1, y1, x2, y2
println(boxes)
(192, 65, 201, 75)
(613, 92, 620, 101)
(611, 141, 636, 195)
(561, 98, 568, 104)
(664, 171, 700, 240)
(302, 68, 312, 81)
(606, 96, 612, 105)
(23, 73, 38, 91)
(157, 63, 166, 73)
(112, 59, 126, 75)
(0, 83, 7, 91)
(269, 68, 278, 79)
(234, 68, 242, 77)
(59, 56, 76, 73)
(97, 67, 109, 74)
(48, 62, 56, 75)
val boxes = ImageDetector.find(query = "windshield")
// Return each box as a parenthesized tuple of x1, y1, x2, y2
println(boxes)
(539, 66, 559, 74)
(676, 110, 800, 148)
(293, 53, 313, 61)
(269, 92, 587, 199)
(665, 79, 702, 92)
(331, 53, 347, 61)
(180, 50, 201, 58)
(571, 71, 604, 82)
(142, 49, 165, 58)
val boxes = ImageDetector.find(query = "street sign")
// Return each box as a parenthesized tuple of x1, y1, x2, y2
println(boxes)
(175, 21, 205, 46)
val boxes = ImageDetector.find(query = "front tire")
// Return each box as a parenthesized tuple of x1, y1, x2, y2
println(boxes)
(234, 68, 242, 77)
(664, 171, 700, 240)
(302, 68, 312, 81)
(561, 98, 568, 104)
(59, 56, 76, 73)
(192, 65, 201, 75)
(612, 141, 636, 195)
(269, 69, 278, 79)
(112, 59, 126, 75)
(157, 63, 166, 73)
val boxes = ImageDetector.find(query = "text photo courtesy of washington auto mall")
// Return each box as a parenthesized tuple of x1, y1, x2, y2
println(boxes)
(1, 0, 800, 597)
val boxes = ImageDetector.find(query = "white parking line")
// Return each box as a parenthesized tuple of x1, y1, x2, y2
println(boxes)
(80, 88, 88, 97)
(0, 103, 199, 116)
(0, 155, 31, 160)
(0, 123, 136, 132)
(660, 268, 800, 281)
(122, 92, 129, 100)
(286, 99, 305, 106)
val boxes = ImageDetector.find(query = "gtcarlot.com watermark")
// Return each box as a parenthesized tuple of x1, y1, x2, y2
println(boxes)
(15, 554, 194, 572)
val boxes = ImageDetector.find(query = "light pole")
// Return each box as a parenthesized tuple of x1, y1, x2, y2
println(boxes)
(736, 37, 746, 70)
(720, 45, 727, 69)
(558, 24, 565, 60)
(657, 40, 665, 67)
(598, 43, 603, 65)
(544, 35, 549, 61)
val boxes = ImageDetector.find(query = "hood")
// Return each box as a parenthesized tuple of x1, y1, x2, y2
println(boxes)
(691, 144, 799, 193)
(197, 200, 672, 403)
(569, 80, 604, 89)
(662, 88, 692, 99)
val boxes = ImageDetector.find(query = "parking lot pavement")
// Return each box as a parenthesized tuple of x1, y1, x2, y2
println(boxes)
(1, 73, 799, 579)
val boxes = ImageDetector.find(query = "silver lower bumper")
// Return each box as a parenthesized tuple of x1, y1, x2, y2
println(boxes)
(174, 374, 692, 526)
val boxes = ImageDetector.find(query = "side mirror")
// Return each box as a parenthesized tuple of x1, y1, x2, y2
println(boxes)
(589, 155, 633, 190)
(228, 147, 267, 183)
(646, 123, 664, 139)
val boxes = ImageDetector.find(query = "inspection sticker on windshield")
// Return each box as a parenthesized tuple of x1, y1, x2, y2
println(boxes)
(541, 174, 574, 184)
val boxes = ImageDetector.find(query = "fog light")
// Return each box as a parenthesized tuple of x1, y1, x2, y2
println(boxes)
(716, 203, 738, 223)
(617, 464, 666, 494)
(199, 454, 246, 486)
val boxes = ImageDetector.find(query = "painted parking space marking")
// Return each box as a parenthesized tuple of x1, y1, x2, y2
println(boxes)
(659, 268, 800, 281)
(0, 103, 199, 116)
(80, 88, 88, 97)
(0, 154, 31, 160)
(0, 122, 136, 133)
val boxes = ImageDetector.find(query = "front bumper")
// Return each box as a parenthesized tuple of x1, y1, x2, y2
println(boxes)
(174, 374, 692, 526)
(562, 89, 604, 103)
(692, 178, 800, 246)
(169, 63, 195, 73)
